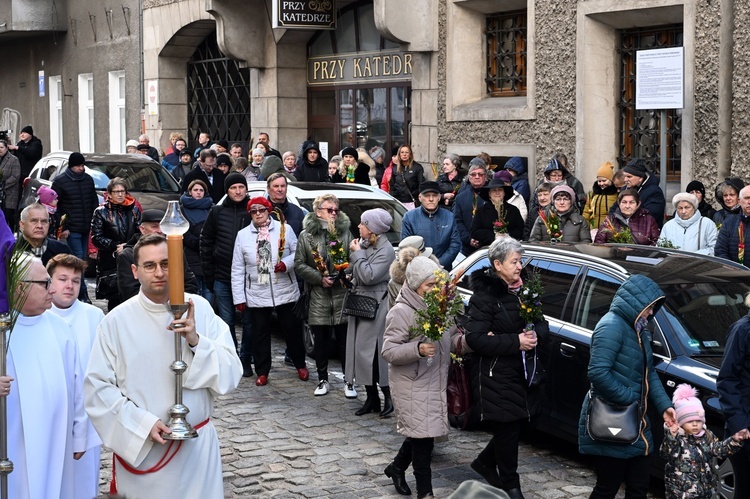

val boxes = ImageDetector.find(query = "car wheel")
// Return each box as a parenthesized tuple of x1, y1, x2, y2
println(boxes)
(714, 457, 735, 499)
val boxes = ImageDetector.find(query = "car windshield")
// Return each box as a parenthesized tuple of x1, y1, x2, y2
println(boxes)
(296, 197, 406, 245)
(85, 161, 180, 193)
(660, 281, 750, 355)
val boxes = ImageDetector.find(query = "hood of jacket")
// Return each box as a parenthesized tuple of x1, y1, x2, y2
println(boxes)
(301, 210, 352, 238)
(388, 246, 420, 285)
(590, 181, 619, 196)
(610, 275, 665, 329)
(105, 194, 136, 209)
(470, 266, 511, 300)
(357, 149, 375, 168)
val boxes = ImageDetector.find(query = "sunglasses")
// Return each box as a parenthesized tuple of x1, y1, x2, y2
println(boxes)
(248, 208, 268, 215)
(317, 207, 340, 214)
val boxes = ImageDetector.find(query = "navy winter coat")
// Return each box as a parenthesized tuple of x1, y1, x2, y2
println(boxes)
(401, 206, 461, 270)
(452, 186, 486, 256)
(714, 213, 750, 266)
(718, 312, 750, 437)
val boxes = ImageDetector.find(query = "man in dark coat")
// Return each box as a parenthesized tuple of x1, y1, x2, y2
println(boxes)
(718, 304, 750, 499)
(50, 152, 99, 261)
(257, 132, 282, 159)
(294, 142, 329, 182)
(265, 172, 304, 236)
(453, 163, 488, 256)
(182, 149, 225, 203)
(9, 125, 43, 198)
(138, 134, 160, 163)
(715, 185, 750, 266)
(616, 158, 666, 228)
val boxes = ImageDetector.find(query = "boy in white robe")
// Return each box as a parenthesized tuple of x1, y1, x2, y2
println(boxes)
(84, 233, 242, 498)
(6, 256, 87, 499)
(48, 254, 104, 499)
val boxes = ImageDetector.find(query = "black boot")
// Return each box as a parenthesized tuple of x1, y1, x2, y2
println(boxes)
(470, 457, 502, 488)
(241, 357, 254, 378)
(384, 463, 411, 495)
(380, 386, 394, 417)
(355, 385, 381, 416)
(504, 488, 525, 499)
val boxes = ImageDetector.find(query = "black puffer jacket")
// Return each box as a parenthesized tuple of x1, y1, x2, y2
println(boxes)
(390, 162, 425, 205)
(294, 143, 329, 182)
(51, 169, 99, 233)
(181, 193, 213, 278)
(464, 267, 549, 423)
(14, 135, 43, 181)
(200, 196, 250, 286)
(90, 196, 141, 273)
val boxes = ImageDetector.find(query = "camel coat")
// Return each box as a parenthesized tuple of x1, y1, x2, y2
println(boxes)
(345, 234, 395, 386)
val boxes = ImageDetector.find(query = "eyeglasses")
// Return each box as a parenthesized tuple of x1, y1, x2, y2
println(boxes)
(138, 260, 169, 273)
(21, 278, 52, 290)
(248, 208, 268, 215)
(111, 190, 127, 195)
(469, 173, 486, 178)
(317, 207, 340, 214)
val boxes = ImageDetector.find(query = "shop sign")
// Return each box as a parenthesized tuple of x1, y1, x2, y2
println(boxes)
(273, 1, 336, 30)
(308, 51, 413, 85)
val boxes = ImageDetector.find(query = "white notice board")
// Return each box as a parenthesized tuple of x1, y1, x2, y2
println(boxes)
(635, 47, 684, 110)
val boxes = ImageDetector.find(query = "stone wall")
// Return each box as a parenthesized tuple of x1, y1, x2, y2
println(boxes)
(732, 0, 750, 182)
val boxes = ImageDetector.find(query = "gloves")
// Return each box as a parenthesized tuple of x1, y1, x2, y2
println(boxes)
(236, 303, 247, 313)
(274, 262, 286, 273)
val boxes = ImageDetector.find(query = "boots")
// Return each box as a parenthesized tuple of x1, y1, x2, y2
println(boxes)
(355, 385, 381, 416)
(384, 463, 411, 495)
(241, 357, 254, 378)
(470, 457, 502, 488)
(380, 386, 394, 417)
(504, 488, 525, 499)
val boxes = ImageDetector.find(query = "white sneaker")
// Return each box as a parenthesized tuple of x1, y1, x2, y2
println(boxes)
(344, 383, 357, 399)
(314, 380, 329, 396)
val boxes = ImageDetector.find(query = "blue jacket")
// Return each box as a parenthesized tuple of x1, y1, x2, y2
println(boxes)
(402, 206, 461, 270)
(714, 213, 750, 266)
(452, 186, 486, 256)
(718, 312, 750, 436)
(578, 275, 673, 459)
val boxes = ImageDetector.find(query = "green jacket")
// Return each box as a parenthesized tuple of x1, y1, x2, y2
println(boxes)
(578, 274, 673, 458)
(294, 211, 352, 326)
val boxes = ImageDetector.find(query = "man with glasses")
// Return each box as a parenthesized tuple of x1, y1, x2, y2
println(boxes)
(6, 253, 88, 499)
(182, 149, 225, 203)
(51, 152, 99, 260)
(85, 233, 242, 498)
(453, 161, 489, 256)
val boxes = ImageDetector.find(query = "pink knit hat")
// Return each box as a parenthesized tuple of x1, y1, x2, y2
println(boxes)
(37, 185, 58, 205)
(672, 383, 705, 425)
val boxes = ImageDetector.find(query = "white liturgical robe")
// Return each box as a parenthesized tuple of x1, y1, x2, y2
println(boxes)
(84, 292, 242, 499)
(7, 312, 87, 499)
(51, 299, 105, 499)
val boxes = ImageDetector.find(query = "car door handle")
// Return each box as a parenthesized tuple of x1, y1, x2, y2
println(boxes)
(560, 343, 576, 357)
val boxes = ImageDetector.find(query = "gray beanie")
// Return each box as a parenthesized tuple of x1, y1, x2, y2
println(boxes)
(405, 256, 441, 290)
(360, 208, 392, 235)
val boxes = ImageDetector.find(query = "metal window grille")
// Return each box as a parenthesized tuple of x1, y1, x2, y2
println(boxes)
(187, 33, 252, 152)
(618, 25, 683, 180)
(486, 11, 527, 97)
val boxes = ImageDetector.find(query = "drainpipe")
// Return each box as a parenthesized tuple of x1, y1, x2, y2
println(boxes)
(717, 0, 734, 180)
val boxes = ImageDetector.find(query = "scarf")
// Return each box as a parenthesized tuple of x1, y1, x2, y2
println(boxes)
(256, 219, 272, 284)
(739, 217, 747, 265)
(65, 167, 86, 181)
(180, 193, 212, 225)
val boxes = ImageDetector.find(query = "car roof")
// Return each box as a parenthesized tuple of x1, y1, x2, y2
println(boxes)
(246, 181, 397, 200)
(521, 242, 750, 284)
(41, 151, 160, 165)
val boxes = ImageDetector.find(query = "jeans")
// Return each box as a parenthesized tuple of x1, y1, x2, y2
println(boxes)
(251, 302, 305, 376)
(213, 280, 238, 351)
(589, 454, 651, 499)
(195, 275, 214, 306)
(67, 231, 88, 260)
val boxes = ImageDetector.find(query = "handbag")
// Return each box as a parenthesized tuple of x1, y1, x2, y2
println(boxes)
(95, 271, 118, 299)
(341, 291, 380, 320)
(303, 323, 315, 356)
(447, 331, 472, 430)
(292, 286, 310, 321)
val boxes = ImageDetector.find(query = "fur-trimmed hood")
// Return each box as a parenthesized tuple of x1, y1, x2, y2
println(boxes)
(357, 148, 375, 168)
(389, 246, 420, 285)
(469, 266, 511, 300)
(301, 209, 351, 237)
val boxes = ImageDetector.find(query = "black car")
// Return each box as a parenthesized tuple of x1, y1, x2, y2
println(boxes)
(451, 242, 750, 498)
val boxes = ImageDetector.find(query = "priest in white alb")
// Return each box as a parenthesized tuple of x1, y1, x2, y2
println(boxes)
(84, 233, 242, 498)
(47, 254, 104, 499)
(6, 254, 87, 499)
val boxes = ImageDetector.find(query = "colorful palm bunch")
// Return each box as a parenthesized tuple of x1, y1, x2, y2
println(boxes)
(602, 218, 633, 243)
(327, 219, 349, 272)
(518, 269, 544, 329)
(538, 208, 563, 241)
(493, 204, 508, 235)
(409, 269, 464, 343)
(273, 208, 287, 282)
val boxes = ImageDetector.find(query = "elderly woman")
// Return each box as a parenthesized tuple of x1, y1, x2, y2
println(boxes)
(660, 192, 718, 254)
(231, 196, 308, 386)
(294, 194, 354, 397)
(91, 177, 141, 311)
(713, 177, 744, 226)
(529, 185, 591, 243)
(464, 237, 549, 499)
(346, 208, 397, 416)
(181, 179, 214, 302)
(470, 178, 524, 245)
(437, 153, 464, 208)
(0, 140, 20, 227)
(594, 189, 660, 246)
(381, 256, 468, 498)
(578, 275, 676, 498)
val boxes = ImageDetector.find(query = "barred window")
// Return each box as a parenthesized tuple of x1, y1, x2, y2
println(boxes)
(486, 11, 527, 97)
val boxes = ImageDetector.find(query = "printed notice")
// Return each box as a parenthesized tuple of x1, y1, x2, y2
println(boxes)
(635, 47, 684, 110)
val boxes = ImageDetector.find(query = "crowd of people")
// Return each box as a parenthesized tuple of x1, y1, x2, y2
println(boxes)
(8, 124, 750, 499)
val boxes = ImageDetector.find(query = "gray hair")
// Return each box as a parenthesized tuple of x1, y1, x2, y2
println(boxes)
(468, 163, 487, 175)
(138, 134, 150, 143)
(282, 151, 296, 162)
(488, 237, 524, 266)
(20, 203, 49, 222)
(443, 153, 462, 170)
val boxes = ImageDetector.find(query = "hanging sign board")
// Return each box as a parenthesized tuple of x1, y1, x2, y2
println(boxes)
(273, 1, 336, 30)
(635, 47, 684, 110)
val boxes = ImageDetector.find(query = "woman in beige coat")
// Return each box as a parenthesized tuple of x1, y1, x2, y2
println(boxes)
(381, 256, 467, 498)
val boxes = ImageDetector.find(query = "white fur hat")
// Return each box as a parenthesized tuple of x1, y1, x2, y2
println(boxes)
(672, 192, 699, 211)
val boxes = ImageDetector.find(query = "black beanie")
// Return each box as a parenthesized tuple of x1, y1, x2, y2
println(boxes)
(622, 158, 648, 178)
(685, 180, 705, 197)
(341, 147, 358, 159)
(20, 125, 33, 135)
(68, 152, 85, 166)
(224, 172, 247, 192)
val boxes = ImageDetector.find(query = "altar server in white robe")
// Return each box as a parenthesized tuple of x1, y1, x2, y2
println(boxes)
(6, 255, 87, 499)
(48, 254, 104, 499)
(84, 233, 242, 498)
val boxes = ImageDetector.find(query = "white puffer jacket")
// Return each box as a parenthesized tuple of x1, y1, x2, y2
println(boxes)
(231, 219, 300, 307)
(659, 210, 718, 255)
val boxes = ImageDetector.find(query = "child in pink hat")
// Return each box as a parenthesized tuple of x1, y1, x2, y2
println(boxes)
(36, 185, 58, 214)
(660, 383, 746, 498)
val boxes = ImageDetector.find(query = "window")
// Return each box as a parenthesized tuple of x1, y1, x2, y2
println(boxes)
(486, 11, 527, 97)
(525, 259, 581, 322)
(574, 270, 621, 330)
(49, 76, 63, 151)
(108, 71, 126, 153)
(78, 74, 94, 153)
